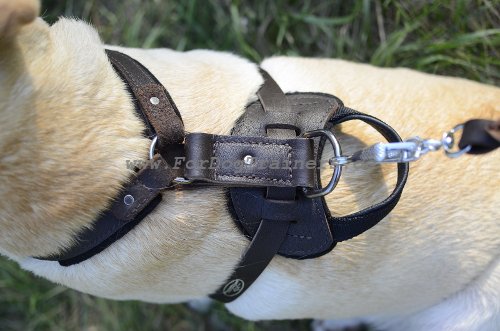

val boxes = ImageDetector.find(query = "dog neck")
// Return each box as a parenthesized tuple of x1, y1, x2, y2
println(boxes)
(0, 19, 149, 258)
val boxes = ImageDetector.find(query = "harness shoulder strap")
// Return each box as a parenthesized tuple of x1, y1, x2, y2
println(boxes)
(106, 49, 184, 148)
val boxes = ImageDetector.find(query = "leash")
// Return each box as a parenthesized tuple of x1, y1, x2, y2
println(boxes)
(331, 120, 500, 166)
(35, 50, 498, 304)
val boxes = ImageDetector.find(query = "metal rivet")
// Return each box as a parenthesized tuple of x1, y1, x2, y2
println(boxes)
(243, 155, 254, 165)
(124, 194, 135, 206)
(150, 97, 160, 105)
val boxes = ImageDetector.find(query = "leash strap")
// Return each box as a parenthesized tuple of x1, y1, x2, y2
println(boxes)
(459, 119, 500, 154)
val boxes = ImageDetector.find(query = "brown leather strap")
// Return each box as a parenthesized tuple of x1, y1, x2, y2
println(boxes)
(184, 133, 315, 187)
(36, 51, 185, 265)
(258, 69, 292, 115)
(106, 49, 185, 149)
(111, 155, 177, 221)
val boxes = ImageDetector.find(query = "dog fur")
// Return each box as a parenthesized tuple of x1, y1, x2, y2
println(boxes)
(0, 1, 499, 330)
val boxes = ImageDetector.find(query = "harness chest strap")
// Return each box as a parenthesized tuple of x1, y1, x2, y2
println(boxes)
(38, 155, 171, 266)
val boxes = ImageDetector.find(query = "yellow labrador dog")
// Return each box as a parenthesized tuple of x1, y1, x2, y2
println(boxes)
(1, 1, 499, 330)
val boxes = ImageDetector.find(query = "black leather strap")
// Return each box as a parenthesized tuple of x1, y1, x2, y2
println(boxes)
(211, 70, 305, 302)
(209, 209, 292, 302)
(36, 156, 171, 265)
(47, 196, 162, 267)
(459, 119, 500, 154)
(325, 107, 409, 242)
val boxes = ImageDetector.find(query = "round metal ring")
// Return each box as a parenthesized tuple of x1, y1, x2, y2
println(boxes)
(149, 136, 158, 160)
(302, 129, 342, 198)
(442, 124, 471, 158)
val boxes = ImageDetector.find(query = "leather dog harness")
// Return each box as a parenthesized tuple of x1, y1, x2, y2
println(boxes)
(37, 50, 499, 302)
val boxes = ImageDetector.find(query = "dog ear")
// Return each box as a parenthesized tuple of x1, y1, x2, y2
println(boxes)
(0, 0, 40, 42)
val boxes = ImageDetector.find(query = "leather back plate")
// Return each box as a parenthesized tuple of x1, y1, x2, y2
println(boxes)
(229, 93, 342, 259)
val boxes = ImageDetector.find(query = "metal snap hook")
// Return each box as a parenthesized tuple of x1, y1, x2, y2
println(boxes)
(442, 124, 471, 158)
(301, 129, 342, 198)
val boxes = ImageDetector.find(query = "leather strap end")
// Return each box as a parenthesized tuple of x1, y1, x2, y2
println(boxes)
(459, 119, 500, 154)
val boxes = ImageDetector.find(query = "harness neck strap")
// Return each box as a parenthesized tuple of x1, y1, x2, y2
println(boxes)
(36, 50, 184, 265)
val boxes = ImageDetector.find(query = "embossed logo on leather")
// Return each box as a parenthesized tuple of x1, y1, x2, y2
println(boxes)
(222, 279, 245, 297)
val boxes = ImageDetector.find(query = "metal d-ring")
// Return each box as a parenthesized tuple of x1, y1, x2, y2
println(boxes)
(148, 136, 192, 185)
(442, 124, 471, 158)
(302, 129, 342, 198)
(149, 136, 158, 160)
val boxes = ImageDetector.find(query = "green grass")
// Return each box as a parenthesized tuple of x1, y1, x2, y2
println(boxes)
(39, 0, 500, 84)
(1, 0, 499, 330)
(0, 257, 314, 331)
